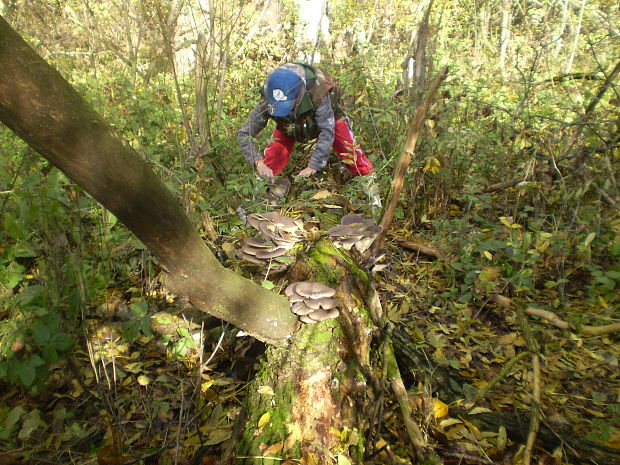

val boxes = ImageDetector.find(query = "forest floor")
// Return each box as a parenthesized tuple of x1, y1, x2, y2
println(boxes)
(0, 173, 618, 465)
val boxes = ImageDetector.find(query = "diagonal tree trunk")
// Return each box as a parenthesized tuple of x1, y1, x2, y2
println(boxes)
(0, 16, 297, 344)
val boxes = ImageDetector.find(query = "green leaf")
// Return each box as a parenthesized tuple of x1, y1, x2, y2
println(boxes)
(18, 355, 45, 387)
(130, 301, 148, 317)
(261, 280, 276, 290)
(4, 406, 26, 429)
(32, 323, 51, 346)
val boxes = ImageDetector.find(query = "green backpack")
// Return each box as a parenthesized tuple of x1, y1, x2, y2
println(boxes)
(278, 62, 343, 141)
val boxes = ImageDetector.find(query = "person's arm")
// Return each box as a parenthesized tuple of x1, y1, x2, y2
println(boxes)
(237, 102, 269, 166)
(305, 94, 335, 174)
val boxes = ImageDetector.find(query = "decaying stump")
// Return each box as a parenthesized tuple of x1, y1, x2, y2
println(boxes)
(232, 239, 377, 464)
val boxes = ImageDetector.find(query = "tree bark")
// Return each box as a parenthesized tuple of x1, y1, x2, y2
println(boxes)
(498, 0, 512, 71)
(0, 16, 297, 343)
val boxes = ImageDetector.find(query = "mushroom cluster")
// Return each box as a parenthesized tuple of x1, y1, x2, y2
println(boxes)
(285, 281, 340, 324)
(326, 214, 382, 253)
(248, 212, 305, 248)
(237, 212, 304, 267)
(237, 236, 293, 266)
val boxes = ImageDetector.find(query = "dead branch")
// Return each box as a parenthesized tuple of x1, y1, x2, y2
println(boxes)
(524, 307, 570, 330)
(491, 296, 620, 336)
(394, 238, 444, 259)
(478, 176, 527, 193)
(534, 72, 605, 88)
(370, 66, 448, 255)
(523, 354, 541, 465)
(385, 338, 427, 462)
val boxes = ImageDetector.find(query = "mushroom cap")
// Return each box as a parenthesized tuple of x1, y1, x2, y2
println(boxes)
(341, 214, 370, 226)
(307, 308, 340, 321)
(236, 250, 265, 265)
(284, 282, 298, 297)
(292, 281, 336, 299)
(244, 236, 274, 248)
(354, 236, 376, 253)
(304, 296, 339, 310)
(248, 212, 303, 234)
(291, 301, 314, 315)
(254, 247, 289, 259)
(299, 315, 317, 324)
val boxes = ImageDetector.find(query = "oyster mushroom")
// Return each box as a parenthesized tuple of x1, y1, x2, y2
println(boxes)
(248, 212, 305, 248)
(292, 281, 336, 300)
(306, 308, 340, 322)
(291, 301, 314, 315)
(326, 215, 382, 254)
(238, 236, 293, 269)
(304, 296, 340, 310)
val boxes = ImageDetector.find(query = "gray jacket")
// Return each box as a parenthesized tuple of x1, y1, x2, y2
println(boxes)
(237, 64, 336, 172)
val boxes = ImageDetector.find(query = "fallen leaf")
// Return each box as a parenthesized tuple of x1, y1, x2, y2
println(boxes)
(263, 441, 284, 455)
(433, 398, 449, 419)
(311, 189, 333, 200)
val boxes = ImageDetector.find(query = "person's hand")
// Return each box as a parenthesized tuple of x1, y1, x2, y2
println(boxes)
(256, 160, 274, 178)
(297, 167, 317, 178)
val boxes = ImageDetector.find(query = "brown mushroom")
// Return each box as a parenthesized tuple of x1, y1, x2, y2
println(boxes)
(299, 315, 317, 324)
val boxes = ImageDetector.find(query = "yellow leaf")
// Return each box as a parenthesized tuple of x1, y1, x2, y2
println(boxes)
(433, 398, 449, 419)
(584, 232, 596, 246)
(427, 119, 435, 128)
(469, 407, 492, 414)
(310, 189, 333, 200)
(483, 251, 493, 260)
(498, 332, 517, 345)
(258, 412, 270, 428)
(439, 418, 462, 428)
(137, 375, 150, 386)
(284, 423, 302, 452)
(263, 441, 284, 455)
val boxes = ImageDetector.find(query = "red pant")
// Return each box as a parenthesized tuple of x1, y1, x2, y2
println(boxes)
(263, 117, 374, 177)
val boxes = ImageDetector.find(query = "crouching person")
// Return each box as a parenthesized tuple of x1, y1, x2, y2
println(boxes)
(237, 62, 381, 207)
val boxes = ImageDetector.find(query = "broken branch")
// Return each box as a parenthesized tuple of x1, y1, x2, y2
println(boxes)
(491, 295, 620, 336)
(523, 354, 541, 465)
(370, 67, 448, 255)
(394, 238, 444, 259)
